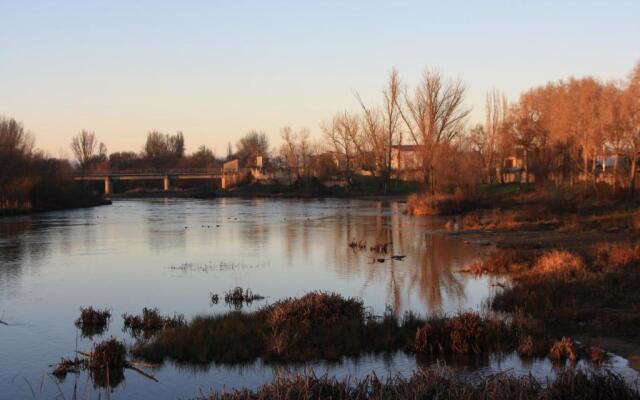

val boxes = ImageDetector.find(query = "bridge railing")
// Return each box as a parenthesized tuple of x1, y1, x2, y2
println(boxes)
(73, 168, 231, 177)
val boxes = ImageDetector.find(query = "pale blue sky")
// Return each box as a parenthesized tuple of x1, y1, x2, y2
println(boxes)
(1, 1, 639, 156)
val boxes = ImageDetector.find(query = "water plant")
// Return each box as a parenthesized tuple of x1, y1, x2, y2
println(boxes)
(224, 287, 265, 309)
(74, 306, 111, 338)
(122, 307, 185, 338)
(132, 292, 554, 366)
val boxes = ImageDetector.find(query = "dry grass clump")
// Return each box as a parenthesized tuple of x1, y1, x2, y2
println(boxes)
(122, 307, 185, 338)
(517, 335, 535, 357)
(266, 292, 365, 360)
(224, 287, 265, 309)
(52, 357, 86, 378)
(492, 243, 640, 337)
(413, 313, 518, 355)
(406, 191, 486, 216)
(462, 249, 534, 275)
(88, 337, 127, 369)
(75, 306, 111, 337)
(590, 345, 607, 364)
(200, 367, 640, 400)
(86, 338, 128, 389)
(595, 242, 640, 271)
(532, 250, 584, 275)
(549, 336, 577, 362)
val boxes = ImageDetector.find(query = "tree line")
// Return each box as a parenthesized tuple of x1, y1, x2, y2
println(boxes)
(2, 60, 639, 209)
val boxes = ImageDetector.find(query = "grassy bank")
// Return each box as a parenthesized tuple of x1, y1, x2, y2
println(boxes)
(108, 177, 419, 200)
(199, 366, 639, 400)
(484, 243, 640, 341)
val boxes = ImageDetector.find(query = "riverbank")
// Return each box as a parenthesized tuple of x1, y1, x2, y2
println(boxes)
(107, 180, 416, 202)
(0, 198, 112, 217)
(432, 187, 640, 370)
(199, 367, 639, 400)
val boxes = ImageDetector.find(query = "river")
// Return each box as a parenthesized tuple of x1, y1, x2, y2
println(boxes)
(0, 198, 636, 399)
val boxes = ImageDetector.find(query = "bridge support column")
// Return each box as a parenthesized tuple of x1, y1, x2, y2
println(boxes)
(104, 177, 112, 195)
(163, 176, 170, 191)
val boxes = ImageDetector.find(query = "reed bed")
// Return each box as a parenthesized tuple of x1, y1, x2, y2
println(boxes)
(224, 287, 265, 309)
(132, 292, 580, 366)
(74, 306, 111, 338)
(200, 366, 640, 400)
(491, 242, 640, 337)
(122, 307, 185, 338)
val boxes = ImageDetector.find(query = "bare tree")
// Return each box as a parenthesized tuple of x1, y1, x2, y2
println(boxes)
(143, 130, 185, 168)
(322, 111, 360, 185)
(0, 118, 34, 190)
(354, 68, 402, 192)
(236, 130, 269, 166)
(382, 68, 402, 191)
(354, 93, 384, 177)
(398, 69, 471, 193)
(280, 126, 313, 184)
(624, 62, 640, 192)
(484, 89, 509, 183)
(71, 130, 103, 171)
(280, 126, 300, 183)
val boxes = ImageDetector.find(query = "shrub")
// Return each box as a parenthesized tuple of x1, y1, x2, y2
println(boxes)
(533, 250, 584, 275)
(462, 249, 534, 275)
(595, 242, 640, 271)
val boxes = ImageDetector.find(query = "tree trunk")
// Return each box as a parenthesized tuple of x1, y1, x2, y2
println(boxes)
(613, 154, 619, 189)
(630, 154, 638, 195)
(523, 148, 529, 184)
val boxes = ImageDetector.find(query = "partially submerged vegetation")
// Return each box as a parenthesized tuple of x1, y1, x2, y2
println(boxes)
(75, 306, 111, 338)
(122, 307, 185, 338)
(223, 287, 265, 309)
(459, 241, 640, 353)
(200, 366, 640, 400)
(132, 292, 600, 367)
(53, 337, 157, 389)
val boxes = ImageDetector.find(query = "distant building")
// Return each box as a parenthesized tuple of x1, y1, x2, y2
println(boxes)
(501, 146, 535, 183)
(391, 145, 424, 181)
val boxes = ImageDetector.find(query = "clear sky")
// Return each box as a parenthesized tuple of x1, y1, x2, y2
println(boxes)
(1, 0, 639, 157)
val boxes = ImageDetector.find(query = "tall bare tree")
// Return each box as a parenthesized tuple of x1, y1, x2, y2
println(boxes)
(355, 68, 402, 192)
(322, 111, 360, 185)
(485, 89, 509, 183)
(71, 130, 104, 171)
(624, 62, 640, 192)
(398, 69, 471, 193)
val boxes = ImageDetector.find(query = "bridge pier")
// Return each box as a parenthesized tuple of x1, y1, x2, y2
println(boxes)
(104, 177, 112, 195)
(163, 176, 170, 191)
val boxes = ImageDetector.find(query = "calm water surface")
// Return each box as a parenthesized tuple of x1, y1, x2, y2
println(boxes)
(0, 198, 636, 399)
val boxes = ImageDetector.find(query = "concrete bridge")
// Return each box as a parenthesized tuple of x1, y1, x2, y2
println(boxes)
(73, 168, 246, 194)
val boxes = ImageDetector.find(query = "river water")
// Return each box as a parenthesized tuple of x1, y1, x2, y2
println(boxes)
(0, 198, 636, 399)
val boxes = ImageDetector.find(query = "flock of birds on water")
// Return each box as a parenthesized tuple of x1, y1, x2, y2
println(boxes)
(348, 239, 406, 264)
(178, 218, 408, 265)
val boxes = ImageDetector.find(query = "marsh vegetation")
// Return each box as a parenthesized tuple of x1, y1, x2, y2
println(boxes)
(199, 367, 639, 400)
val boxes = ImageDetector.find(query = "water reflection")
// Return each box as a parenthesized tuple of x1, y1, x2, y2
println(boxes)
(0, 198, 569, 400)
